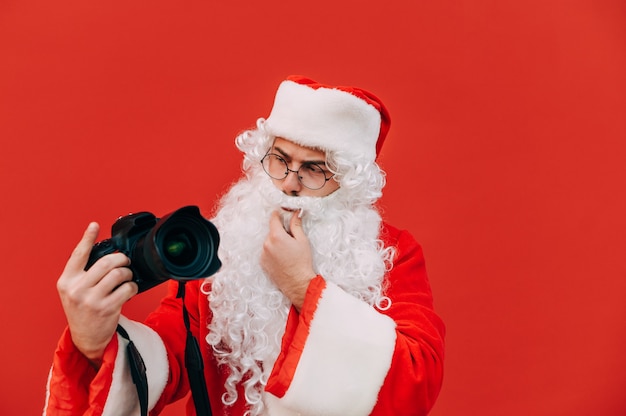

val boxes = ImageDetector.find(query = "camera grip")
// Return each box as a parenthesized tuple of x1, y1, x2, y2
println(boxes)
(84, 239, 117, 271)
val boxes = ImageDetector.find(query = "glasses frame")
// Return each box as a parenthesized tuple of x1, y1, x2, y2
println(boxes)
(261, 151, 335, 190)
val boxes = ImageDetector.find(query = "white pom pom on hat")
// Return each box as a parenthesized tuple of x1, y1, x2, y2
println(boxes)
(264, 75, 391, 162)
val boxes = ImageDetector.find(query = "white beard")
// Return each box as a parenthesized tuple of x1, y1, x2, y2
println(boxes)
(202, 165, 391, 415)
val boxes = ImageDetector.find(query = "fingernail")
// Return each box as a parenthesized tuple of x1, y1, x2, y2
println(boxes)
(298, 208, 304, 218)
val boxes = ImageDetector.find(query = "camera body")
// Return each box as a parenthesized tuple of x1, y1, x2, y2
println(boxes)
(85, 205, 221, 293)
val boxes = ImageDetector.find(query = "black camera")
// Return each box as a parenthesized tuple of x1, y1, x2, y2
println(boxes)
(85, 205, 222, 293)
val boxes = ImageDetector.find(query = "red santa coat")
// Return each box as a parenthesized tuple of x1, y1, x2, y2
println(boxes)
(44, 223, 445, 415)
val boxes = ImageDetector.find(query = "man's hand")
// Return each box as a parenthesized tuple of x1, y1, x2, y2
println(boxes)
(261, 210, 316, 310)
(56, 222, 138, 367)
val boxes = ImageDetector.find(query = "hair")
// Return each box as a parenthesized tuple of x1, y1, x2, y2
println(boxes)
(238, 118, 387, 208)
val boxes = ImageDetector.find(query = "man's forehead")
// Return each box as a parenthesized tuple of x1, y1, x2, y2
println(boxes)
(272, 137, 327, 159)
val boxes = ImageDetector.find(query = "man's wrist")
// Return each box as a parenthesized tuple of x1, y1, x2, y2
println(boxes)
(289, 273, 317, 311)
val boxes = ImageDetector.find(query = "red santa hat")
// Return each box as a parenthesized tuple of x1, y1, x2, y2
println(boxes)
(264, 75, 391, 162)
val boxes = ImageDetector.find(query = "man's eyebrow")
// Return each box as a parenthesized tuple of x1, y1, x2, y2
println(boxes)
(272, 145, 290, 160)
(273, 145, 327, 166)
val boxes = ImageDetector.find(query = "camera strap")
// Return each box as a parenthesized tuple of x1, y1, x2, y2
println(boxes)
(177, 281, 213, 416)
(116, 324, 149, 416)
(116, 282, 212, 416)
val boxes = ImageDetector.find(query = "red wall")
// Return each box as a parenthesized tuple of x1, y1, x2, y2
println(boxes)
(1, 1, 625, 415)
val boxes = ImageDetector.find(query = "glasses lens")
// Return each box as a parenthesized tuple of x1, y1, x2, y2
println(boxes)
(262, 154, 288, 179)
(298, 163, 326, 189)
(261, 153, 329, 190)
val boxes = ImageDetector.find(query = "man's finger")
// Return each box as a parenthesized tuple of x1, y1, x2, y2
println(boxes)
(269, 210, 288, 234)
(64, 222, 100, 274)
(112, 280, 139, 303)
(269, 210, 282, 227)
(81, 253, 131, 287)
(289, 210, 304, 238)
(98, 268, 139, 305)
(93, 262, 134, 295)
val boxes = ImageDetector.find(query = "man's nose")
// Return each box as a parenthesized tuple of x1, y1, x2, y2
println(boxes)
(281, 169, 302, 195)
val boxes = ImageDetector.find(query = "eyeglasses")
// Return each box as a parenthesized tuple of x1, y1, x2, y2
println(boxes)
(261, 152, 335, 190)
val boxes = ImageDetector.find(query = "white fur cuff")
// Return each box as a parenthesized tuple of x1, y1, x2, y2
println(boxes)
(102, 316, 169, 416)
(268, 282, 397, 415)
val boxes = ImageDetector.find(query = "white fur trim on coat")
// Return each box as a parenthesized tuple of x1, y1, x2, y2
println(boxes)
(265, 282, 397, 415)
(101, 316, 169, 416)
(264, 80, 382, 162)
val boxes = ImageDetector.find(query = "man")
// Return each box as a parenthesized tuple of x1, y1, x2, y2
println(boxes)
(45, 75, 445, 415)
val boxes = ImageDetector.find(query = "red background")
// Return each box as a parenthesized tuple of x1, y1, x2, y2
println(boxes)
(1, 1, 625, 415)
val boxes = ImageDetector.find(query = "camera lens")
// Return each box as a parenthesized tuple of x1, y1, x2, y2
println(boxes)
(152, 208, 219, 279)
(163, 229, 196, 267)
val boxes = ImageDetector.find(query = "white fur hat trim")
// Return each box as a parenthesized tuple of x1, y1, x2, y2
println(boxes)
(264, 79, 382, 162)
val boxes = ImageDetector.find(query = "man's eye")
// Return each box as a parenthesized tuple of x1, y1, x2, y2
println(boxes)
(303, 164, 323, 173)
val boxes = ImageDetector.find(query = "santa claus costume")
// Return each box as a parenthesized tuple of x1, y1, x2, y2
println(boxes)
(44, 76, 446, 416)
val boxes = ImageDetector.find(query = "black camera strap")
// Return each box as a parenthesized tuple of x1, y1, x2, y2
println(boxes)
(116, 324, 149, 416)
(116, 282, 212, 416)
(177, 281, 213, 416)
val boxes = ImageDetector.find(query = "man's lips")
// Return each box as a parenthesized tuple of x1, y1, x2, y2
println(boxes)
(281, 207, 304, 218)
